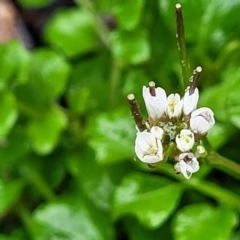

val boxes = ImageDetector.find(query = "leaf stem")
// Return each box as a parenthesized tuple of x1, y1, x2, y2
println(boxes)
(17, 204, 37, 239)
(175, 3, 190, 89)
(207, 151, 240, 180)
(21, 164, 56, 201)
(156, 163, 240, 211)
(202, 138, 240, 180)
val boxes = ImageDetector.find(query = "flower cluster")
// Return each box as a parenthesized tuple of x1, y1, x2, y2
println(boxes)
(130, 71, 215, 179)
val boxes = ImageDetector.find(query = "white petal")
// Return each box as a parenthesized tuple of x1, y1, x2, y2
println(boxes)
(188, 158, 200, 173)
(166, 93, 183, 118)
(178, 160, 192, 179)
(190, 107, 215, 134)
(134, 131, 163, 163)
(142, 86, 167, 121)
(174, 100, 183, 117)
(175, 129, 195, 152)
(150, 126, 164, 140)
(183, 87, 199, 115)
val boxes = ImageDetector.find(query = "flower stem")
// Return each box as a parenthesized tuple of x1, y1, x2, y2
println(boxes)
(175, 3, 190, 89)
(207, 151, 240, 180)
(202, 138, 240, 180)
(156, 163, 240, 211)
(127, 94, 146, 131)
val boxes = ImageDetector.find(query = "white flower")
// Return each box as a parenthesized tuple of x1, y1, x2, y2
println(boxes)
(190, 107, 215, 134)
(142, 86, 167, 121)
(166, 93, 183, 119)
(135, 131, 163, 163)
(183, 87, 199, 115)
(150, 126, 164, 140)
(174, 153, 199, 179)
(176, 129, 195, 152)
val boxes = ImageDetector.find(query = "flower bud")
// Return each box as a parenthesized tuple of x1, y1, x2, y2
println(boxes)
(190, 107, 215, 134)
(135, 131, 163, 163)
(183, 87, 199, 115)
(174, 153, 199, 179)
(166, 93, 183, 119)
(150, 126, 164, 140)
(176, 129, 195, 152)
(142, 86, 167, 122)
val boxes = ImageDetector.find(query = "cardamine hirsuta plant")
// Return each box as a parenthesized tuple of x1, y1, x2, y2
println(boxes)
(127, 4, 216, 179)
(128, 67, 215, 179)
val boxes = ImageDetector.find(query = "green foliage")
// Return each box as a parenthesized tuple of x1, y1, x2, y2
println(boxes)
(44, 9, 99, 58)
(1, 0, 240, 239)
(173, 204, 237, 240)
(16, 0, 53, 8)
(112, 173, 183, 228)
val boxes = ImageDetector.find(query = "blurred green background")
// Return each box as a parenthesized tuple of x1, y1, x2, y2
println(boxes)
(1, 0, 240, 239)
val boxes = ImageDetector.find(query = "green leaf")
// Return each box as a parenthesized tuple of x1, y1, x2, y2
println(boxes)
(27, 107, 67, 155)
(0, 127, 30, 168)
(0, 179, 25, 215)
(173, 203, 237, 240)
(87, 109, 135, 164)
(0, 40, 30, 88)
(0, 91, 18, 139)
(67, 147, 133, 211)
(124, 217, 172, 240)
(207, 123, 234, 149)
(98, 0, 144, 30)
(67, 54, 110, 111)
(28, 49, 70, 101)
(110, 30, 150, 65)
(16, 0, 53, 8)
(33, 198, 115, 240)
(44, 8, 99, 58)
(112, 173, 183, 228)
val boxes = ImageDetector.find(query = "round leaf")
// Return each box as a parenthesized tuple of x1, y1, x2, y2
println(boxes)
(98, 0, 144, 30)
(44, 9, 99, 57)
(0, 179, 25, 215)
(33, 199, 115, 240)
(0, 91, 18, 139)
(173, 203, 237, 240)
(87, 109, 135, 164)
(112, 173, 183, 228)
(110, 30, 150, 65)
(28, 49, 70, 101)
(27, 107, 67, 155)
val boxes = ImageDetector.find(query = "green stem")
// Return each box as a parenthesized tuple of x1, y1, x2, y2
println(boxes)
(22, 164, 56, 201)
(17, 204, 37, 239)
(207, 151, 240, 180)
(157, 163, 240, 211)
(175, 4, 190, 89)
(202, 138, 240, 180)
(77, 0, 110, 48)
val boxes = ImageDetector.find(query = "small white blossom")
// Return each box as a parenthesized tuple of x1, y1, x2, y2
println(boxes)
(142, 86, 167, 121)
(175, 153, 199, 179)
(166, 93, 183, 119)
(135, 131, 163, 163)
(150, 126, 164, 140)
(176, 129, 195, 152)
(183, 87, 199, 115)
(190, 107, 215, 134)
